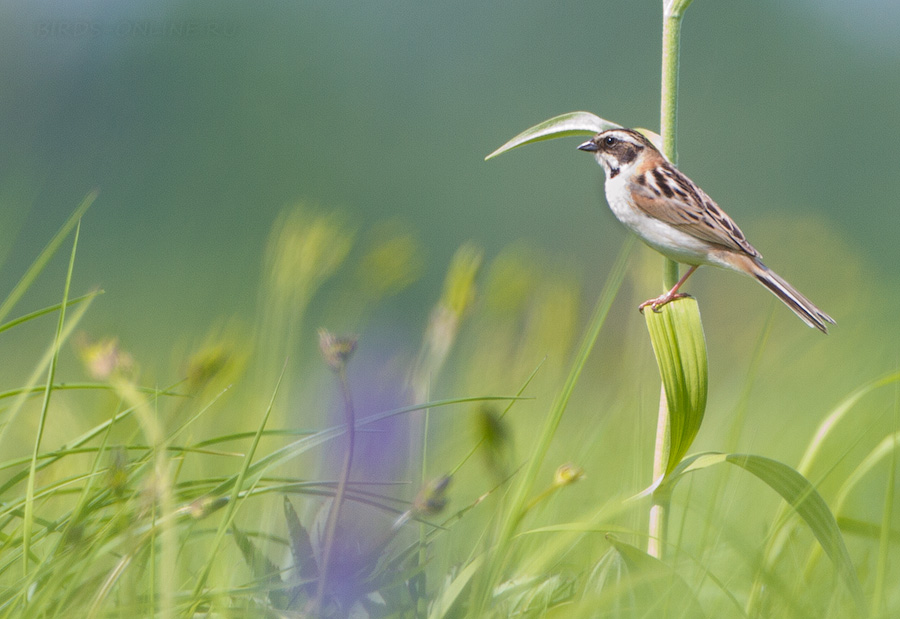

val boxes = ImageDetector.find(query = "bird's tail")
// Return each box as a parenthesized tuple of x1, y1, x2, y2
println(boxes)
(748, 259, 835, 334)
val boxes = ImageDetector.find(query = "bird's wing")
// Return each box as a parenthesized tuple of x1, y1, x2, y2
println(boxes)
(628, 166, 760, 258)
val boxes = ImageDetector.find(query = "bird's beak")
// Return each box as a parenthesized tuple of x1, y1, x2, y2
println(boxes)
(577, 140, 598, 152)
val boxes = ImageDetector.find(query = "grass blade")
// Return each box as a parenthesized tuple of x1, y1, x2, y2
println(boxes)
(752, 370, 900, 610)
(802, 431, 900, 589)
(189, 364, 286, 605)
(871, 428, 896, 617)
(797, 370, 900, 477)
(0, 190, 96, 324)
(0, 291, 103, 335)
(672, 453, 867, 615)
(23, 220, 82, 594)
(207, 395, 524, 498)
(473, 238, 633, 614)
(428, 556, 484, 619)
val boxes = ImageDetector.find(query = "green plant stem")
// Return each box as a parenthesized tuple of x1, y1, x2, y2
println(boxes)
(23, 221, 80, 600)
(660, 5, 683, 291)
(660, 6, 682, 164)
(314, 367, 356, 612)
(649, 2, 688, 560)
(648, 386, 671, 560)
(0, 191, 95, 325)
(663, 259, 680, 291)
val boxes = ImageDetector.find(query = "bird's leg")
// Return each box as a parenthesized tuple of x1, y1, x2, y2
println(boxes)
(638, 265, 698, 314)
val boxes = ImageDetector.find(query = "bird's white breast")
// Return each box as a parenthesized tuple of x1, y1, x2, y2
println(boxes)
(603, 173, 715, 267)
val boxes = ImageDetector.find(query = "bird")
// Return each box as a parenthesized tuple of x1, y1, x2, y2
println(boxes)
(577, 128, 835, 333)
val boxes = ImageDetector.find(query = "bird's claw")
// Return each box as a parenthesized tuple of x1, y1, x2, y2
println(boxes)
(638, 293, 692, 314)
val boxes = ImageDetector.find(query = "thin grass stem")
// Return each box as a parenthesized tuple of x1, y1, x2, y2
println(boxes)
(314, 366, 357, 612)
(0, 191, 95, 325)
(648, 2, 689, 561)
(23, 221, 81, 601)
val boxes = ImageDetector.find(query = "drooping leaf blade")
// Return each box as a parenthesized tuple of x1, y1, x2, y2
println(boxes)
(798, 371, 900, 477)
(485, 111, 621, 160)
(804, 431, 900, 598)
(728, 454, 866, 614)
(753, 370, 900, 611)
(664, 451, 865, 615)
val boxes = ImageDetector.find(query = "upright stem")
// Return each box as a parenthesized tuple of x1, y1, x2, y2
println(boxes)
(648, 1, 688, 560)
(315, 368, 356, 612)
(648, 386, 671, 559)
(660, 3, 683, 165)
(660, 3, 684, 290)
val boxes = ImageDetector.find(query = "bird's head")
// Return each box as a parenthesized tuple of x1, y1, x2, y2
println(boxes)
(578, 128, 657, 180)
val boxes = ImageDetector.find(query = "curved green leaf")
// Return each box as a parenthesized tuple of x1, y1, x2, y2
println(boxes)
(757, 370, 900, 609)
(804, 431, 900, 585)
(797, 371, 900, 477)
(664, 451, 866, 615)
(644, 297, 708, 475)
(729, 454, 866, 614)
(484, 111, 620, 160)
(831, 431, 900, 521)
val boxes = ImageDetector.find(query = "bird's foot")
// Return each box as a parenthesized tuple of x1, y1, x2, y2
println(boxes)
(638, 292, 692, 314)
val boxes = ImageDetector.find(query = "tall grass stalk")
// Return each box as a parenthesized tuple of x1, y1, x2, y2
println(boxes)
(0, 191, 95, 325)
(471, 238, 632, 614)
(22, 221, 81, 603)
(314, 362, 357, 613)
(648, 0, 693, 560)
(113, 380, 174, 618)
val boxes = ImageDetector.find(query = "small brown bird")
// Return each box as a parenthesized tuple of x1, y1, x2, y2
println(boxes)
(578, 128, 834, 333)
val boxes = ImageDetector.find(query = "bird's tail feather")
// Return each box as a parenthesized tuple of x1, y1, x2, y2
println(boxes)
(751, 261, 835, 334)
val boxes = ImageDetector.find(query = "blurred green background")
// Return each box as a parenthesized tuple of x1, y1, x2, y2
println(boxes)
(1, 0, 898, 454)
(1, 2, 899, 614)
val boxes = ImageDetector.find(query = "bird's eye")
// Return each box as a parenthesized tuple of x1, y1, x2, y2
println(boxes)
(604, 136, 618, 147)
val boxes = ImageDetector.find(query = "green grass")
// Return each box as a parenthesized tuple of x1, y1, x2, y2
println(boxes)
(0, 196, 896, 618)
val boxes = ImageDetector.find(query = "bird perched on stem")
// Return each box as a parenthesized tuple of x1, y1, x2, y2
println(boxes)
(578, 128, 834, 333)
